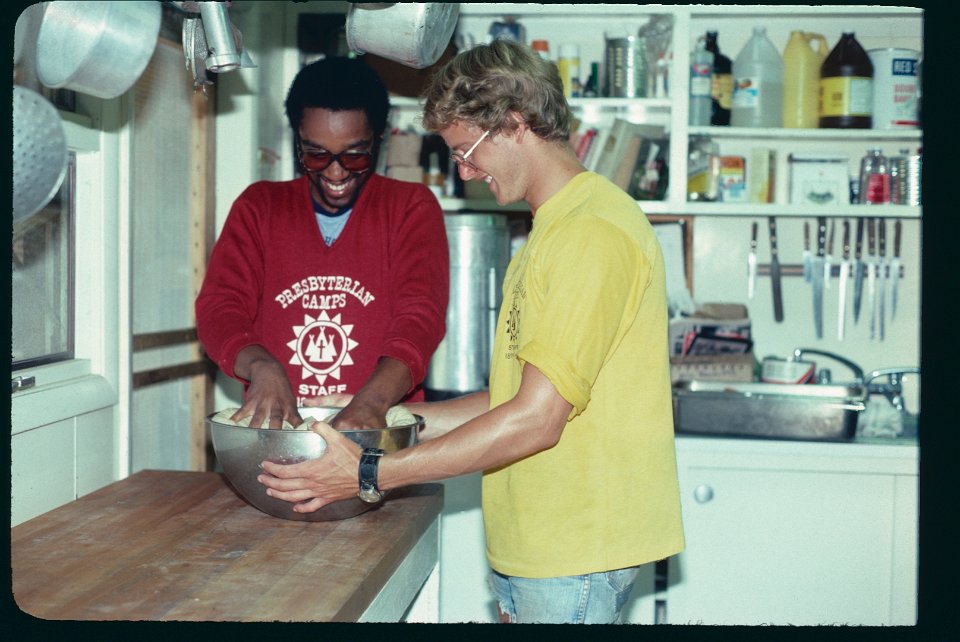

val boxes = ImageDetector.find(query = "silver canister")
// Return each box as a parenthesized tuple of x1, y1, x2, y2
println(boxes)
(425, 214, 511, 396)
(605, 35, 647, 97)
(889, 150, 922, 206)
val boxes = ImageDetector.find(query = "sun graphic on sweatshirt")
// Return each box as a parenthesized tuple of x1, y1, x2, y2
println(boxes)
(287, 311, 359, 384)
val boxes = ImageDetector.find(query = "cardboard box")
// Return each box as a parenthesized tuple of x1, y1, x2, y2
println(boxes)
(386, 165, 424, 184)
(719, 155, 747, 202)
(668, 303, 751, 357)
(670, 352, 755, 384)
(789, 153, 850, 205)
(385, 132, 423, 167)
(748, 148, 776, 203)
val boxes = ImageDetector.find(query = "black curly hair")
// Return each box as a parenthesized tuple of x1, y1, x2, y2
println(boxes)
(284, 56, 391, 138)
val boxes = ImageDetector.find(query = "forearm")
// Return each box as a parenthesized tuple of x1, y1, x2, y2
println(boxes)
(233, 344, 281, 382)
(381, 365, 571, 487)
(349, 357, 412, 414)
(406, 390, 491, 440)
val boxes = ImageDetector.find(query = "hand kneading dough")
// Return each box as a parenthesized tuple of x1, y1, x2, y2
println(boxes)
(211, 408, 296, 430)
(213, 405, 416, 430)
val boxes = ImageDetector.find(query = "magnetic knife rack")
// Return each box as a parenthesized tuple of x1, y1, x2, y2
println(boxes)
(757, 264, 905, 278)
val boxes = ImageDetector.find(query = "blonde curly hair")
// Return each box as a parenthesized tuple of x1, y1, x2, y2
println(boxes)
(421, 39, 572, 143)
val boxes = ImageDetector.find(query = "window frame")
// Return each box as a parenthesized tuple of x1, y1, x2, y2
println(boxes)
(11, 112, 124, 438)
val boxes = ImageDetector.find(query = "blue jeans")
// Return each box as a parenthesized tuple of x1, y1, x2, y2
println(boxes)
(489, 566, 640, 624)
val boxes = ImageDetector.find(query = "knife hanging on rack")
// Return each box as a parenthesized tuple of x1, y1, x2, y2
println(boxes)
(852, 217, 865, 324)
(802, 220, 812, 283)
(812, 217, 827, 339)
(768, 217, 784, 323)
(837, 220, 851, 340)
(891, 219, 902, 321)
(824, 219, 835, 290)
(877, 219, 887, 341)
(747, 221, 758, 300)
(867, 218, 878, 340)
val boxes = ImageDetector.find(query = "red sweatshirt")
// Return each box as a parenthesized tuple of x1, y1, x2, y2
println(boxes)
(196, 174, 449, 404)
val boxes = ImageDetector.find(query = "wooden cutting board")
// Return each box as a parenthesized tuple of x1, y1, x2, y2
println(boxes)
(11, 470, 442, 621)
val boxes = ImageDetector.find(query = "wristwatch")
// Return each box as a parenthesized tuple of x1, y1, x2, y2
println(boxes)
(358, 448, 386, 504)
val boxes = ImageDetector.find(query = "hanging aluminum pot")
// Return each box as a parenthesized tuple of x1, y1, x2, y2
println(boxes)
(35, 1, 161, 99)
(346, 3, 459, 69)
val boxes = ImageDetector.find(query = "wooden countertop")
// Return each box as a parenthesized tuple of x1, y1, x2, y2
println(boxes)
(11, 470, 443, 621)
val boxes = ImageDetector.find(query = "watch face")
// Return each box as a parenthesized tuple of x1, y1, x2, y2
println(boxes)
(358, 486, 383, 504)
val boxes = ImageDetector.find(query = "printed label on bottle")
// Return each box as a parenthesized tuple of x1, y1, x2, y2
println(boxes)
(691, 63, 713, 97)
(712, 73, 733, 109)
(819, 76, 874, 117)
(732, 76, 760, 108)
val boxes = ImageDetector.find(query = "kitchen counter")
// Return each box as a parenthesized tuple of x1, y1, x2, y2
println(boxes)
(11, 470, 442, 622)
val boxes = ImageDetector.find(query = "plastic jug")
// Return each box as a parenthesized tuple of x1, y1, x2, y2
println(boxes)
(782, 31, 828, 128)
(819, 31, 874, 129)
(731, 27, 784, 128)
(689, 36, 714, 126)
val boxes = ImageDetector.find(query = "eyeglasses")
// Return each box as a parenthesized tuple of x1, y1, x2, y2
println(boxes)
(298, 142, 374, 173)
(450, 130, 491, 170)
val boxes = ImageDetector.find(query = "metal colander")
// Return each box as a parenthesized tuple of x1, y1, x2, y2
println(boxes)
(13, 86, 68, 222)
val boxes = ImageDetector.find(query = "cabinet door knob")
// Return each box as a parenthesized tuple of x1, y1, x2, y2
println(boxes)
(693, 484, 714, 504)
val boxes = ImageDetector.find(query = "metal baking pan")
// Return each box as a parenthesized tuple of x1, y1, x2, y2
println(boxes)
(672, 380, 867, 442)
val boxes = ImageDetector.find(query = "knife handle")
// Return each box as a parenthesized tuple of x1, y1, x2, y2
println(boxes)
(867, 218, 876, 254)
(768, 217, 783, 323)
(878, 219, 886, 257)
(854, 217, 864, 259)
(894, 218, 901, 258)
(842, 220, 851, 260)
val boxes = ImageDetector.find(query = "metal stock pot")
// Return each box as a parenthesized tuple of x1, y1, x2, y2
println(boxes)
(346, 3, 459, 69)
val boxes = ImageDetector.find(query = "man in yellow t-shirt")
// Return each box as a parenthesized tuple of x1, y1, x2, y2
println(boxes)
(258, 39, 685, 624)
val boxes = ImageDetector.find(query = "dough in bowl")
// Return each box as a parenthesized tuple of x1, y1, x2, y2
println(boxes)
(212, 405, 417, 430)
(210, 408, 297, 430)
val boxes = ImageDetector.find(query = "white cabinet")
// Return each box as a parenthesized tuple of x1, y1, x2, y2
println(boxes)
(667, 437, 918, 625)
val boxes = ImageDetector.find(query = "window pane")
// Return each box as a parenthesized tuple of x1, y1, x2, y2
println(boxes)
(12, 154, 75, 369)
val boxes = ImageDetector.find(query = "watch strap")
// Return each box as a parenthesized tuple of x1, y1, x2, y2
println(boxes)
(358, 447, 385, 503)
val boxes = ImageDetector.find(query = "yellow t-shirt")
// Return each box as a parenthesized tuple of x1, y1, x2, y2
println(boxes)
(484, 171, 685, 578)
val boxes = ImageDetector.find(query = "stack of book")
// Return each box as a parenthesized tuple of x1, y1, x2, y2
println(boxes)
(572, 118, 667, 200)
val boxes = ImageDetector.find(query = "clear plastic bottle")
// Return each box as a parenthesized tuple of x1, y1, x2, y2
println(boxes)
(704, 31, 732, 126)
(819, 31, 874, 129)
(689, 37, 714, 126)
(782, 31, 828, 128)
(859, 148, 890, 204)
(731, 27, 784, 128)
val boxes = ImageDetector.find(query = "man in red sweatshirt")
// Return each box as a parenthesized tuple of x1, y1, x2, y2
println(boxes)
(195, 57, 449, 430)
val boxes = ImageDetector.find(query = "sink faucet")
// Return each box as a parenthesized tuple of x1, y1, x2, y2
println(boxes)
(793, 348, 864, 384)
(865, 367, 921, 413)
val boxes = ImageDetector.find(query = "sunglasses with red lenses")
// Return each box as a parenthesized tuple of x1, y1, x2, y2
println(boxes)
(298, 144, 374, 173)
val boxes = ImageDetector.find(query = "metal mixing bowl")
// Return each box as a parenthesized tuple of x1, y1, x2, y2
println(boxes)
(208, 406, 420, 521)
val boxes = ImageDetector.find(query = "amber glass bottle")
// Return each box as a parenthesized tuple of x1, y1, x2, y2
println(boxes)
(705, 31, 732, 126)
(819, 32, 874, 128)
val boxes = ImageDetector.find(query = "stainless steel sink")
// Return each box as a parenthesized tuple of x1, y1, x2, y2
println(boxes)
(672, 380, 867, 441)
